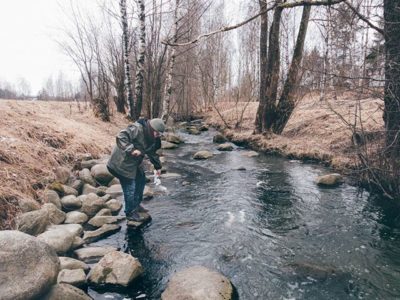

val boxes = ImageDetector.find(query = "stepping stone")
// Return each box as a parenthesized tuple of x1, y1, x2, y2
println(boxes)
(59, 257, 90, 272)
(65, 211, 88, 224)
(127, 212, 151, 229)
(83, 224, 121, 244)
(88, 216, 125, 228)
(74, 246, 117, 263)
(105, 199, 123, 214)
(106, 184, 123, 198)
(193, 150, 213, 160)
(43, 283, 92, 300)
(57, 269, 86, 287)
(217, 143, 233, 151)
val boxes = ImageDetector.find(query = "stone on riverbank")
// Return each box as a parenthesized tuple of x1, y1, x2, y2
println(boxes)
(91, 164, 114, 186)
(37, 224, 83, 255)
(105, 199, 123, 214)
(88, 251, 143, 287)
(79, 168, 97, 186)
(55, 167, 71, 184)
(61, 195, 82, 210)
(316, 173, 343, 187)
(217, 143, 233, 151)
(43, 283, 93, 300)
(57, 269, 86, 287)
(88, 216, 125, 227)
(42, 203, 66, 225)
(213, 133, 227, 144)
(186, 127, 201, 135)
(162, 141, 179, 149)
(106, 184, 123, 198)
(95, 208, 112, 217)
(59, 257, 90, 272)
(62, 185, 79, 196)
(161, 266, 233, 300)
(18, 198, 40, 213)
(0, 231, 60, 300)
(74, 246, 118, 263)
(79, 193, 106, 217)
(43, 190, 62, 209)
(193, 150, 213, 160)
(71, 236, 85, 250)
(165, 133, 184, 144)
(65, 211, 88, 224)
(16, 209, 49, 236)
(83, 224, 121, 244)
(241, 150, 259, 157)
(81, 183, 98, 195)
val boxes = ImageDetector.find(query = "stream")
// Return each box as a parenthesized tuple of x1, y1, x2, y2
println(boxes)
(88, 128, 400, 300)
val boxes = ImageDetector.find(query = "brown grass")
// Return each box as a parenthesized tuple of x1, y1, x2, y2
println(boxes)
(204, 91, 384, 171)
(0, 100, 128, 229)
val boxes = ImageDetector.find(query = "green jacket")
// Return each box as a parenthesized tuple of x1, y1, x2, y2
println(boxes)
(107, 121, 162, 179)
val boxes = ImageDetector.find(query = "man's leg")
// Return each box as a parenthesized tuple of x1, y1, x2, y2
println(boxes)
(133, 167, 146, 211)
(119, 176, 136, 216)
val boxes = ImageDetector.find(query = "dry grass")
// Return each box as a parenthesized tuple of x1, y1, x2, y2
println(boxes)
(0, 100, 128, 229)
(204, 91, 384, 171)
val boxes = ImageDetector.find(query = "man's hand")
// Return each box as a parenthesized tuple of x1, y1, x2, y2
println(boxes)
(131, 149, 142, 156)
(155, 169, 161, 176)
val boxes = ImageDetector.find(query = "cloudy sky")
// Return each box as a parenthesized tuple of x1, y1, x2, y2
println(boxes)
(0, 0, 82, 94)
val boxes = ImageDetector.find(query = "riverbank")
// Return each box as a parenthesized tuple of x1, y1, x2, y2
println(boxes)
(203, 91, 383, 172)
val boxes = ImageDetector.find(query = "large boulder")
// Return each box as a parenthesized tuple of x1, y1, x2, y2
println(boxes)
(74, 246, 117, 263)
(65, 211, 88, 224)
(91, 164, 114, 186)
(57, 269, 86, 287)
(43, 283, 92, 300)
(42, 203, 66, 225)
(83, 224, 121, 244)
(42, 190, 62, 210)
(78, 168, 97, 186)
(88, 251, 143, 287)
(213, 133, 227, 144)
(162, 141, 179, 150)
(61, 195, 82, 211)
(316, 173, 343, 187)
(79, 193, 105, 217)
(161, 266, 233, 300)
(106, 184, 123, 199)
(16, 209, 49, 236)
(0, 231, 60, 300)
(193, 150, 213, 160)
(18, 198, 40, 213)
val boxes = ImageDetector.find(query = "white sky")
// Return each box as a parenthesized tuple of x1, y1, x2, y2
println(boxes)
(0, 0, 81, 94)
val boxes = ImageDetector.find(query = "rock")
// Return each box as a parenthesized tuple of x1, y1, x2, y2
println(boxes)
(74, 246, 117, 263)
(59, 257, 90, 272)
(0, 231, 60, 300)
(143, 186, 154, 200)
(48, 224, 83, 237)
(88, 251, 143, 287)
(316, 173, 343, 187)
(88, 216, 125, 227)
(182, 181, 191, 186)
(127, 212, 151, 229)
(42, 203, 66, 225)
(18, 198, 40, 213)
(217, 143, 233, 151)
(43, 283, 92, 300)
(83, 224, 121, 244)
(81, 184, 98, 195)
(55, 167, 71, 184)
(95, 208, 112, 217)
(236, 166, 246, 171)
(96, 186, 108, 197)
(162, 141, 179, 150)
(57, 269, 86, 287)
(71, 236, 85, 250)
(43, 190, 62, 210)
(106, 184, 123, 198)
(165, 133, 184, 144)
(79, 193, 105, 217)
(48, 182, 65, 196)
(187, 127, 201, 135)
(16, 209, 49, 236)
(193, 150, 213, 160)
(91, 164, 114, 186)
(213, 133, 227, 144)
(61, 195, 82, 210)
(199, 124, 209, 131)
(100, 194, 112, 202)
(62, 185, 78, 196)
(241, 150, 259, 157)
(80, 159, 99, 170)
(161, 266, 233, 300)
(37, 224, 82, 255)
(70, 179, 84, 193)
(79, 168, 97, 186)
(65, 211, 88, 224)
(107, 177, 120, 187)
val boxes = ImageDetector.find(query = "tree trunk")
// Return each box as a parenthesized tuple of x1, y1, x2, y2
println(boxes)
(120, 0, 135, 119)
(262, 4, 283, 132)
(255, 0, 268, 133)
(383, 0, 400, 157)
(134, 0, 146, 119)
(161, 0, 180, 122)
(272, 5, 311, 134)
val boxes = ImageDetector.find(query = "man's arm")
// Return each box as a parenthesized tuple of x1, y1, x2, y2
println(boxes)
(116, 126, 141, 156)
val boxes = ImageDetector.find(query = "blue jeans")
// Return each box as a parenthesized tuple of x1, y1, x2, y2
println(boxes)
(108, 167, 146, 215)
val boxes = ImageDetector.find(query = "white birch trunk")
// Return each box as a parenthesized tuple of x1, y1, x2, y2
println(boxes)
(134, 0, 146, 119)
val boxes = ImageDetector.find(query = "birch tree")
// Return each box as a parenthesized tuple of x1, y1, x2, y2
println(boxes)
(134, 0, 146, 119)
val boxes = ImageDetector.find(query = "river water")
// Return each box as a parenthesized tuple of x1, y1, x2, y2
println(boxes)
(88, 128, 400, 300)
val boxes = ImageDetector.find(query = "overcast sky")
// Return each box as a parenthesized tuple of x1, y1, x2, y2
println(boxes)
(0, 0, 82, 94)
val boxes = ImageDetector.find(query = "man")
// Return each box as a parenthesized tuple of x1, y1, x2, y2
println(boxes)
(107, 118, 165, 222)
